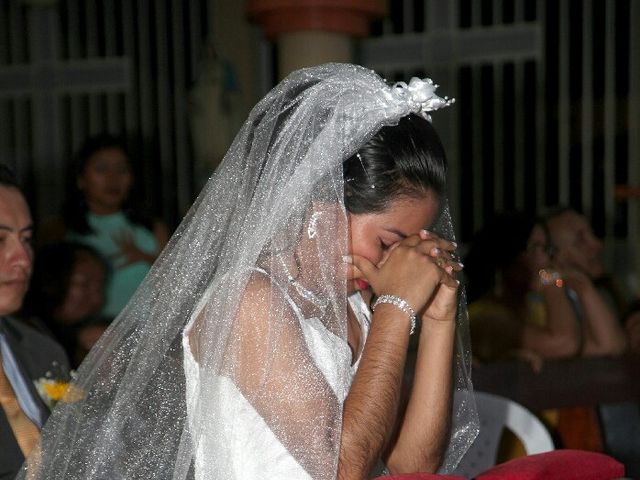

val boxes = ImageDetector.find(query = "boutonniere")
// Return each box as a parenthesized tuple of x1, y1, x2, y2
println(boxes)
(33, 362, 84, 410)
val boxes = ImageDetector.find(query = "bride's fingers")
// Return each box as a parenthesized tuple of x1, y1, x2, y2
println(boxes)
(401, 233, 457, 256)
(429, 247, 464, 273)
(350, 254, 378, 283)
(422, 279, 460, 323)
(419, 229, 458, 250)
(392, 242, 461, 283)
(413, 238, 458, 263)
(438, 268, 460, 288)
(396, 234, 463, 276)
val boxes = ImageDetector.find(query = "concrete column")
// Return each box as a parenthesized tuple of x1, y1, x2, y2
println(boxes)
(247, 0, 386, 79)
(278, 31, 351, 77)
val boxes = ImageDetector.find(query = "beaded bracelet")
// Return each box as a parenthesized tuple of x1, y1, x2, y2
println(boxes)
(371, 294, 417, 335)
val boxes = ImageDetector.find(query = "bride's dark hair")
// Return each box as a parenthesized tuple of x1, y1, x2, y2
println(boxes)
(343, 113, 447, 214)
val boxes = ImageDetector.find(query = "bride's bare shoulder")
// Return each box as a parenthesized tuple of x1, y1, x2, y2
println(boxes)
(236, 270, 292, 326)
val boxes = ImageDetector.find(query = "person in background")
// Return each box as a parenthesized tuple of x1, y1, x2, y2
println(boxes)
(464, 211, 582, 369)
(40, 135, 169, 321)
(545, 208, 627, 356)
(464, 211, 615, 459)
(546, 207, 637, 476)
(23, 242, 108, 367)
(0, 165, 69, 479)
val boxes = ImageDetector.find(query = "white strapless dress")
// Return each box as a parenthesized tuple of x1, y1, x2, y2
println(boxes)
(182, 275, 372, 480)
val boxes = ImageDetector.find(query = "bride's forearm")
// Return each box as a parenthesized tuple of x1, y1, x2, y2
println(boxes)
(338, 305, 412, 480)
(385, 316, 455, 473)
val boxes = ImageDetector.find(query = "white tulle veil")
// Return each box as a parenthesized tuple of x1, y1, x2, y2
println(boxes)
(20, 63, 478, 479)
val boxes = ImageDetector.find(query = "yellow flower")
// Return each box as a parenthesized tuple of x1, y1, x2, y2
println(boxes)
(42, 381, 70, 401)
(34, 376, 85, 409)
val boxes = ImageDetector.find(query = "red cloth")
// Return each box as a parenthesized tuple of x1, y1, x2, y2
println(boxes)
(378, 450, 624, 480)
(378, 474, 465, 480)
(475, 450, 624, 480)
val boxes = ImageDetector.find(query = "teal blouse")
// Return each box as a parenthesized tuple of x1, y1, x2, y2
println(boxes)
(68, 212, 157, 320)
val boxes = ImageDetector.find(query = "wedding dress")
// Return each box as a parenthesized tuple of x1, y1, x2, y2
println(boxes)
(18, 63, 478, 480)
(183, 269, 373, 479)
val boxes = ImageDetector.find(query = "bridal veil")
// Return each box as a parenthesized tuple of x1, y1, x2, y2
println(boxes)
(20, 63, 478, 479)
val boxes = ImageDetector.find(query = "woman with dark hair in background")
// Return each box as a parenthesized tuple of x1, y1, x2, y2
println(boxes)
(41, 135, 169, 321)
(23, 242, 108, 367)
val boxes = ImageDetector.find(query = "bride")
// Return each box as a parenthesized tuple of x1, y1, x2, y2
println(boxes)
(20, 64, 477, 479)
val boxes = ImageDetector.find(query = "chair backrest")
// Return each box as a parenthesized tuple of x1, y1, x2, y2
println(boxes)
(452, 391, 555, 478)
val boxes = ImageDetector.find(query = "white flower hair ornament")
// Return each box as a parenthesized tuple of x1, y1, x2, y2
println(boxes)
(383, 76, 455, 122)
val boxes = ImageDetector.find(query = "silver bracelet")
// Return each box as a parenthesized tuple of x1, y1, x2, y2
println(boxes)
(371, 294, 417, 335)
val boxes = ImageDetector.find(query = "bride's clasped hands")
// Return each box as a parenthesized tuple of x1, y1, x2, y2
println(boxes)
(351, 229, 463, 326)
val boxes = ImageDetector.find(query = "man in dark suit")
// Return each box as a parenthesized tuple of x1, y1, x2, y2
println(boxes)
(0, 165, 69, 479)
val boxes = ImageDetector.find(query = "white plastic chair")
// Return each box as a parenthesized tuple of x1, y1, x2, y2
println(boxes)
(452, 390, 555, 478)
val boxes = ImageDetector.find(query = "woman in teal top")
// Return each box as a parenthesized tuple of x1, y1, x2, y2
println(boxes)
(45, 135, 169, 320)
(67, 211, 159, 318)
